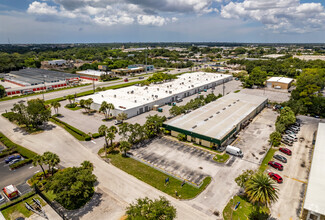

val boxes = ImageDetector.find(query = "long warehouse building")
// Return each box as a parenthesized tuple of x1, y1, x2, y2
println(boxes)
(163, 92, 268, 148)
(302, 123, 325, 220)
(78, 72, 232, 118)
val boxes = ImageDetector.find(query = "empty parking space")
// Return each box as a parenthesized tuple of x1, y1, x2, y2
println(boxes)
(130, 137, 218, 186)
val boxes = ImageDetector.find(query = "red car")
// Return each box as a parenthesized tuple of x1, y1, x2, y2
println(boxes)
(268, 161, 283, 171)
(279, 148, 292, 156)
(268, 172, 283, 183)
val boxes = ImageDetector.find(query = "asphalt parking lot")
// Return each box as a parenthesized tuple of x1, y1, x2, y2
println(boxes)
(129, 137, 216, 186)
(0, 157, 39, 203)
(270, 116, 324, 220)
(234, 108, 278, 164)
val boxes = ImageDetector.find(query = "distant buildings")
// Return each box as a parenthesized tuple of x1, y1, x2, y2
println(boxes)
(77, 69, 112, 81)
(48, 59, 67, 66)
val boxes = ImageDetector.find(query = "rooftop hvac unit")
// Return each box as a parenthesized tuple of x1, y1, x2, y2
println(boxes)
(192, 125, 197, 129)
(223, 108, 226, 110)
(209, 115, 213, 118)
(169, 91, 172, 94)
(101, 95, 104, 98)
(134, 100, 137, 103)
(237, 99, 239, 101)
(228, 104, 231, 107)
(204, 118, 209, 121)
(114, 95, 116, 98)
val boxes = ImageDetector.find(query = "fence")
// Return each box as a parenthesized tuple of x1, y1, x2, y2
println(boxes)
(34, 185, 68, 220)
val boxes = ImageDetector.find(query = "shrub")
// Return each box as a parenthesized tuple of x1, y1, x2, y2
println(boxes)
(65, 103, 77, 108)
(9, 158, 32, 169)
(2, 112, 16, 121)
(0, 149, 18, 158)
(0, 132, 37, 158)
(177, 133, 187, 141)
(85, 136, 91, 141)
(92, 133, 100, 139)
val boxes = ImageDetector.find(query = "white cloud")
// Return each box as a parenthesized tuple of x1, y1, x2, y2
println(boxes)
(27, 2, 58, 15)
(220, 0, 325, 33)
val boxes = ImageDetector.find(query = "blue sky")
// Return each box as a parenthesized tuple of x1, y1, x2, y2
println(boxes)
(1, 0, 325, 44)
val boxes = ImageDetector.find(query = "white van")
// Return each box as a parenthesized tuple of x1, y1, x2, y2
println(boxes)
(226, 145, 243, 157)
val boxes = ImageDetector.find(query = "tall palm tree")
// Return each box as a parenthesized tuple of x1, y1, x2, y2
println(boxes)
(67, 95, 75, 104)
(43, 151, 61, 175)
(245, 172, 279, 208)
(98, 125, 109, 157)
(51, 101, 61, 114)
(32, 155, 46, 177)
(81, 160, 94, 171)
(85, 98, 93, 112)
(99, 101, 109, 120)
(108, 125, 118, 147)
(119, 141, 131, 156)
(107, 103, 115, 118)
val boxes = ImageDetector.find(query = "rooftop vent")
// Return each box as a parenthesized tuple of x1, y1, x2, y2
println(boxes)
(192, 125, 197, 129)
(209, 115, 213, 118)
(204, 118, 209, 121)
(114, 95, 116, 98)
(216, 111, 220, 114)
(228, 104, 231, 107)
(223, 108, 226, 110)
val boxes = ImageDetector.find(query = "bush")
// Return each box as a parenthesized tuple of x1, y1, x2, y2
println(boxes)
(65, 103, 77, 108)
(9, 158, 32, 169)
(0, 132, 37, 159)
(177, 133, 187, 141)
(50, 117, 88, 141)
(85, 136, 91, 141)
(92, 133, 100, 139)
(2, 112, 16, 121)
(0, 149, 18, 158)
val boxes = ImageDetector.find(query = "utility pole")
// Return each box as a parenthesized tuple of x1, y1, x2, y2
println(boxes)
(42, 75, 46, 100)
(93, 77, 95, 93)
(145, 47, 148, 75)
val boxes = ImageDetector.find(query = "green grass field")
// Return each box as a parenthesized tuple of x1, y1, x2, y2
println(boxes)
(64, 105, 82, 111)
(223, 195, 269, 220)
(213, 153, 230, 163)
(106, 153, 211, 199)
(259, 147, 278, 172)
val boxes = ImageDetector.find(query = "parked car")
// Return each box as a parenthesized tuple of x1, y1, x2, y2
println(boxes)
(281, 139, 293, 146)
(294, 122, 301, 127)
(114, 120, 122, 125)
(279, 148, 292, 156)
(5, 155, 21, 164)
(290, 125, 300, 130)
(124, 78, 128, 82)
(17, 100, 25, 104)
(273, 154, 287, 163)
(288, 127, 299, 134)
(285, 134, 297, 141)
(138, 76, 144, 79)
(285, 130, 296, 135)
(282, 136, 293, 142)
(268, 172, 283, 183)
(8, 158, 21, 165)
(268, 161, 283, 171)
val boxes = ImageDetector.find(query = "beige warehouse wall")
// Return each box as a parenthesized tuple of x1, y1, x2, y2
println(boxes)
(171, 131, 180, 137)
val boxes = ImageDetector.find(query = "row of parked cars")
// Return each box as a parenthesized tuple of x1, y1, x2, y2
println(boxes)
(5, 154, 22, 165)
(267, 120, 301, 183)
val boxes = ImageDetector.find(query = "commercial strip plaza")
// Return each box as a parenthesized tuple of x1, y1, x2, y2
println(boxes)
(163, 92, 268, 148)
(78, 72, 232, 118)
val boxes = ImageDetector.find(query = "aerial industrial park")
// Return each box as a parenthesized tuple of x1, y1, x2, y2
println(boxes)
(1, 0, 325, 219)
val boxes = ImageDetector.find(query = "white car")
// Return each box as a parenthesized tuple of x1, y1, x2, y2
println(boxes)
(9, 158, 21, 165)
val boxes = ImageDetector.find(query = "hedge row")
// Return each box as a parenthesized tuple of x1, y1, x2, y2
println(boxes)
(0, 149, 18, 158)
(0, 132, 37, 159)
(92, 133, 101, 139)
(50, 117, 90, 141)
(9, 158, 32, 169)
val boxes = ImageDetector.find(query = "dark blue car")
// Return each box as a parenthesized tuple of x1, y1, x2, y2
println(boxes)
(5, 155, 21, 164)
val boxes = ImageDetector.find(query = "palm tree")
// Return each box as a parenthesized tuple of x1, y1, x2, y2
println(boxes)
(85, 98, 93, 113)
(98, 125, 109, 156)
(32, 155, 46, 177)
(118, 122, 129, 141)
(108, 125, 118, 146)
(51, 101, 61, 114)
(107, 103, 115, 117)
(67, 95, 75, 104)
(245, 172, 279, 208)
(99, 101, 108, 119)
(43, 151, 61, 176)
(116, 112, 128, 122)
(119, 141, 131, 156)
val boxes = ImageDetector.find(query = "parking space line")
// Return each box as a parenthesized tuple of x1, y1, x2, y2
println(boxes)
(283, 175, 307, 184)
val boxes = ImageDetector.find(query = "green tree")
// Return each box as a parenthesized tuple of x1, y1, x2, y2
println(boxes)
(277, 107, 296, 127)
(116, 112, 128, 121)
(169, 106, 183, 116)
(269, 131, 282, 146)
(51, 101, 61, 115)
(126, 196, 176, 220)
(245, 172, 279, 207)
(275, 121, 286, 133)
(235, 169, 255, 188)
(99, 101, 115, 120)
(98, 125, 109, 157)
(0, 85, 5, 98)
(81, 160, 94, 171)
(144, 115, 166, 137)
(244, 67, 267, 88)
(67, 95, 75, 104)
(119, 141, 131, 156)
(43, 151, 60, 175)
(118, 122, 130, 141)
(32, 155, 46, 177)
(85, 98, 93, 112)
(45, 162, 97, 210)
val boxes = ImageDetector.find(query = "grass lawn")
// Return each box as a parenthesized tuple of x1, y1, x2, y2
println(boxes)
(234, 90, 241, 93)
(259, 147, 278, 172)
(64, 105, 82, 111)
(213, 153, 230, 163)
(193, 143, 223, 153)
(1, 195, 46, 219)
(106, 153, 211, 199)
(223, 195, 269, 220)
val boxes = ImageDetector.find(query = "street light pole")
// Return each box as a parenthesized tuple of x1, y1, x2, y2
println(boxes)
(42, 75, 46, 100)
(145, 47, 148, 75)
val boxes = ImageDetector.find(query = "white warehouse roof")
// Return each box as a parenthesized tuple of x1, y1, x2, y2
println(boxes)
(80, 72, 232, 111)
(266, 77, 293, 84)
(77, 69, 109, 77)
(164, 92, 267, 141)
(304, 123, 325, 216)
